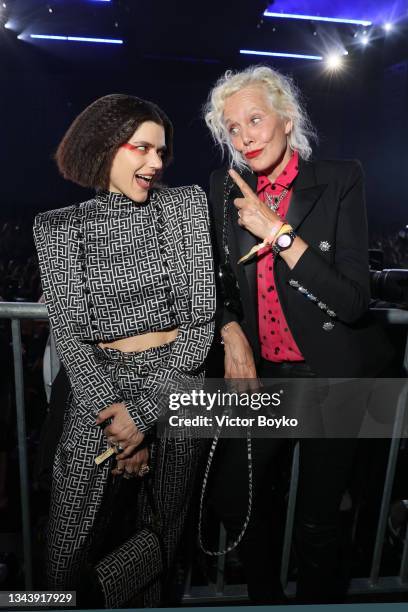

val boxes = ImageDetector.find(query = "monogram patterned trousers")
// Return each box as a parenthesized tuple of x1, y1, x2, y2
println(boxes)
(46, 342, 202, 606)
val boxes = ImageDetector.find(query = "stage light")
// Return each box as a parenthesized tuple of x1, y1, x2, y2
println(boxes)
(383, 22, 393, 32)
(263, 11, 372, 27)
(240, 49, 322, 60)
(4, 18, 19, 32)
(361, 34, 369, 46)
(326, 54, 343, 70)
(30, 34, 123, 44)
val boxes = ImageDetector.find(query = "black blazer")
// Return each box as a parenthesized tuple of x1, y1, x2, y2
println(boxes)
(209, 158, 394, 377)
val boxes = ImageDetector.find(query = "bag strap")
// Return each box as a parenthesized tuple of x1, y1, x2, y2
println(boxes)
(222, 172, 234, 266)
(198, 418, 253, 556)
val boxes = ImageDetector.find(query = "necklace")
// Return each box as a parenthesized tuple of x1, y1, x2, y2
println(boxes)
(265, 188, 288, 214)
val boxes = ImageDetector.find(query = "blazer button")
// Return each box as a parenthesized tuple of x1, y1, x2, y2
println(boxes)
(322, 322, 334, 331)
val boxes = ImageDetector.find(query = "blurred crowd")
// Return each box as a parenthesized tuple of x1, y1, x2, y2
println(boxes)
(370, 228, 408, 270)
(0, 220, 42, 303)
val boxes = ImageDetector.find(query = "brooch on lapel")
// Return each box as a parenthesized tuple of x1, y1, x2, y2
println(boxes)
(319, 241, 331, 252)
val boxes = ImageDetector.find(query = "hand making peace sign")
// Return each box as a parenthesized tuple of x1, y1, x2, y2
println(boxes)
(229, 168, 283, 241)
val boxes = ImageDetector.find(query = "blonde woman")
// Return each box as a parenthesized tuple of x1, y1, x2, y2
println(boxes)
(203, 66, 393, 604)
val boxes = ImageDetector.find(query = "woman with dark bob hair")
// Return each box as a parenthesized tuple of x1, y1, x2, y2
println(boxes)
(34, 94, 215, 605)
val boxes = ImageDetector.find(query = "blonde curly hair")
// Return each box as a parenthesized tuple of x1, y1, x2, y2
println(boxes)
(204, 65, 316, 169)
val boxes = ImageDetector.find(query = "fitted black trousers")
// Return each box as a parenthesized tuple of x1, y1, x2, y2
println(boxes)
(207, 361, 358, 604)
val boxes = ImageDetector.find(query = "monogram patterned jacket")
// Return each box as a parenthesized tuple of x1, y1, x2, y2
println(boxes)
(34, 185, 216, 432)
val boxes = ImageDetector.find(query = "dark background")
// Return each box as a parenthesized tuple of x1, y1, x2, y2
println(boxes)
(1, 0, 407, 234)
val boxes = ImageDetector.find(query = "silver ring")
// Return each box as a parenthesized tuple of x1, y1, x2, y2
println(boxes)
(238, 211, 241, 218)
(139, 464, 150, 477)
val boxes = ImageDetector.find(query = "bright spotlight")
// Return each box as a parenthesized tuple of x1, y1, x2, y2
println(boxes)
(326, 54, 343, 70)
(384, 22, 393, 32)
(361, 37, 369, 46)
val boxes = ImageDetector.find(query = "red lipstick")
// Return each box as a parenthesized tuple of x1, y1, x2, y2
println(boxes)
(245, 149, 263, 159)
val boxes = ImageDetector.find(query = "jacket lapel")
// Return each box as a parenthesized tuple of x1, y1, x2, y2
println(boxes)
(286, 160, 328, 229)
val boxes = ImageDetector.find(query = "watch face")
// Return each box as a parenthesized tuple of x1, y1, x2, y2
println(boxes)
(277, 233, 292, 248)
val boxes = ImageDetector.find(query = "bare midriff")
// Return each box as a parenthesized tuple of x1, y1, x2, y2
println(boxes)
(98, 328, 179, 353)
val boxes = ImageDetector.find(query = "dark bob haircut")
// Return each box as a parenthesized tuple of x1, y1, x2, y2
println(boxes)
(55, 94, 173, 190)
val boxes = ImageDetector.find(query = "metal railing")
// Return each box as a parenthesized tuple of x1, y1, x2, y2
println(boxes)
(1, 301, 408, 600)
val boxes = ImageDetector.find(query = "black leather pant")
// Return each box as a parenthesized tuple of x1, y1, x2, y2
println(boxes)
(208, 360, 358, 604)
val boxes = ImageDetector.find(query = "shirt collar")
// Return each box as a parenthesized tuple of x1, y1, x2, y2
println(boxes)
(257, 150, 300, 194)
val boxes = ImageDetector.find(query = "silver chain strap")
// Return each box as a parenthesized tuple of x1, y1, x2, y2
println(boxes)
(222, 172, 234, 261)
(198, 419, 253, 556)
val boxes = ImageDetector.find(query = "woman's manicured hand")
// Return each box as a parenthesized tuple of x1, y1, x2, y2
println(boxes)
(96, 402, 144, 458)
(111, 446, 149, 477)
(229, 168, 308, 268)
(229, 168, 281, 240)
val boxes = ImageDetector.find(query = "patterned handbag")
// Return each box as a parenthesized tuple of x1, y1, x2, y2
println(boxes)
(92, 477, 164, 608)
